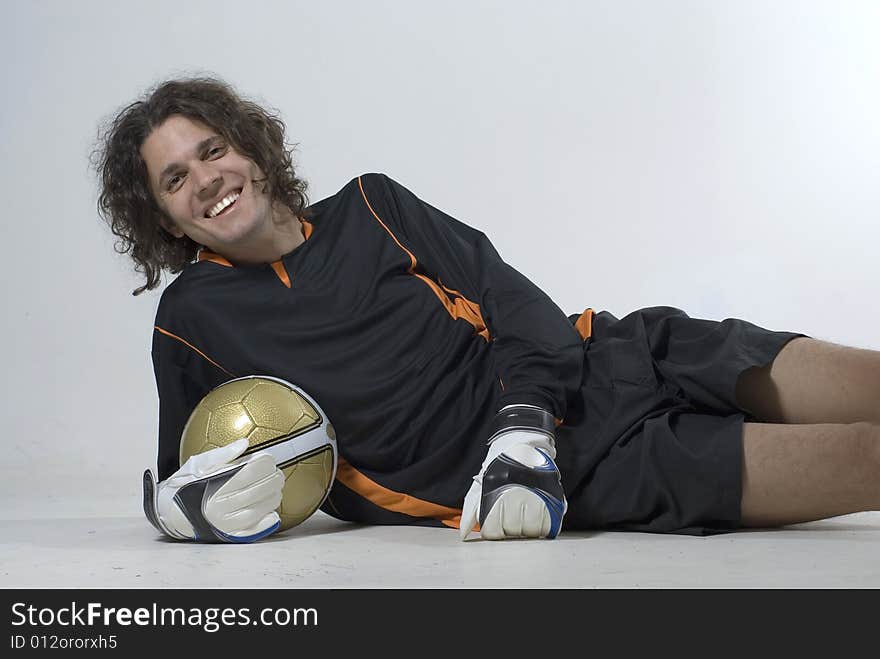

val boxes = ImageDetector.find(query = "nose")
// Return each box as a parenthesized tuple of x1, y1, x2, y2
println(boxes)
(191, 160, 221, 196)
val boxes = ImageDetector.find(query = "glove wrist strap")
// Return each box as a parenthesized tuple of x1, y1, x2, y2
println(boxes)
(143, 470, 189, 540)
(487, 404, 556, 444)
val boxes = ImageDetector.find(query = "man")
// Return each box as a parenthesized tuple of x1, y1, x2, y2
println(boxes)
(96, 76, 880, 544)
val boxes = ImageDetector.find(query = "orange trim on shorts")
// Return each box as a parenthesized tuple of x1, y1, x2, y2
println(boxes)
(153, 326, 235, 377)
(356, 176, 490, 342)
(574, 308, 594, 341)
(334, 457, 475, 531)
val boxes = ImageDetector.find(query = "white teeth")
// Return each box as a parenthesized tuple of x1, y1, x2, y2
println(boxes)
(206, 191, 241, 218)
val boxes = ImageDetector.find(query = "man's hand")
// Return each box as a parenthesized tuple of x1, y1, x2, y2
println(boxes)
(143, 438, 284, 543)
(459, 405, 567, 541)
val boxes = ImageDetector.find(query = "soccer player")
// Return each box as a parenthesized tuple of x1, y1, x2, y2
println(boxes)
(95, 77, 880, 544)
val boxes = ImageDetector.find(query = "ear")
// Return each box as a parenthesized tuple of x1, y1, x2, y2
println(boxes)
(158, 214, 186, 239)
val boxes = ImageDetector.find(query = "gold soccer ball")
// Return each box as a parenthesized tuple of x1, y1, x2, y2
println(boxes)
(179, 376, 337, 531)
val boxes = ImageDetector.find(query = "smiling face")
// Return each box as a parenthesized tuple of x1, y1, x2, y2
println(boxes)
(140, 114, 302, 263)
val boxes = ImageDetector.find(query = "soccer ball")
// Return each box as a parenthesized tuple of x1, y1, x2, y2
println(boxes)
(179, 376, 337, 531)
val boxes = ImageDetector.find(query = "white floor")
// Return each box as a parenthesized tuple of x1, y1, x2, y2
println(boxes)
(3, 509, 879, 589)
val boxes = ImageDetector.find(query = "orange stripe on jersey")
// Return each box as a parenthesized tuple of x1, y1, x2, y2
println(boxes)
(414, 274, 490, 341)
(154, 326, 235, 377)
(574, 307, 594, 341)
(437, 281, 489, 341)
(334, 457, 475, 530)
(270, 261, 292, 288)
(357, 176, 490, 342)
(356, 178, 417, 269)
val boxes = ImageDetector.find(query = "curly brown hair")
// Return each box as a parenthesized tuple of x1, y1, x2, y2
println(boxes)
(93, 76, 309, 295)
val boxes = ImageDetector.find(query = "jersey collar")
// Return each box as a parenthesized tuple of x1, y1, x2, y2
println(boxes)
(195, 218, 313, 268)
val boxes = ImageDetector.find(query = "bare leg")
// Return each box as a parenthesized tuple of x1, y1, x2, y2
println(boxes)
(735, 337, 880, 425)
(740, 420, 880, 527)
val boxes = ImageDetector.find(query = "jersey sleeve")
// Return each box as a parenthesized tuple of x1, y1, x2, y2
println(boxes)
(365, 172, 584, 423)
(151, 300, 229, 481)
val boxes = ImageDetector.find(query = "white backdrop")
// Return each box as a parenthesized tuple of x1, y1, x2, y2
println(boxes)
(1, 0, 877, 518)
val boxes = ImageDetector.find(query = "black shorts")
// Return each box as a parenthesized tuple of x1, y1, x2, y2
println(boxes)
(557, 306, 810, 536)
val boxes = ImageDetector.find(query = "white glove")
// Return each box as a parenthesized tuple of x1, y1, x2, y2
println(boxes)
(459, 427, 567, 541)
(143, 438, 284, 543)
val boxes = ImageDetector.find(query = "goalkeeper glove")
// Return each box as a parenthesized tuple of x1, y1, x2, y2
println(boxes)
(459, 405, 567, 541)
(143, 438, 284, 543)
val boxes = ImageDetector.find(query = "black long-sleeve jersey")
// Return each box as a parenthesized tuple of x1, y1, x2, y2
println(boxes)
(152, 172, 593, 529)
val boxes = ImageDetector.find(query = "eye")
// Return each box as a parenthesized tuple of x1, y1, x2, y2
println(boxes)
(166, 173, 185, 192)
(207, 143, 227, 158)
